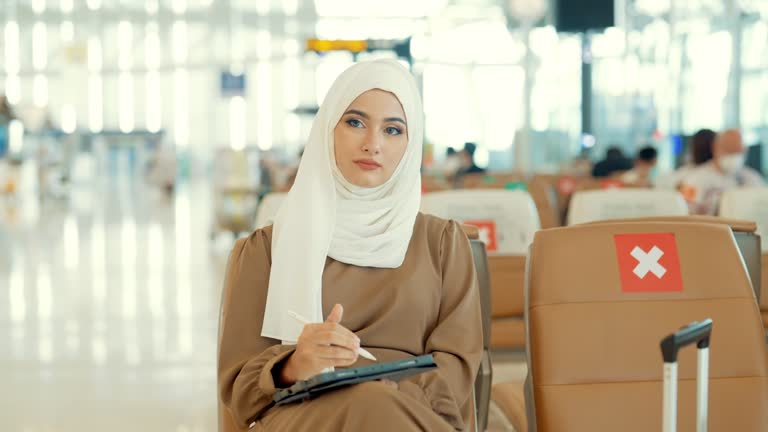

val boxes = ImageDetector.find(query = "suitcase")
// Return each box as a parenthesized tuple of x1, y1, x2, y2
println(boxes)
(660, 318, 713, 432)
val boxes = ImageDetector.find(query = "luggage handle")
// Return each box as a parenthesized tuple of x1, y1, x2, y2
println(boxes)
(660, 319, 713, 363)
(660, 318, 713, 432)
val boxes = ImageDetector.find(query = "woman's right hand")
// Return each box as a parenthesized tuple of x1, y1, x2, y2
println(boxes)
(279, 304, 360, 385)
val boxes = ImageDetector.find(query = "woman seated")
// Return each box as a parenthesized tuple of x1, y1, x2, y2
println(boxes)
(218, 59, 482, 431)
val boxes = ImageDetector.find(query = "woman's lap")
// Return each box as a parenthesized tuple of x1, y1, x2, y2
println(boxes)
(255, 381, 453, 431)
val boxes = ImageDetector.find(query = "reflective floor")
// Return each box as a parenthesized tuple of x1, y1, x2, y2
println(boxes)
(1, 165, 224, 431)
(0, 163, 520, 432)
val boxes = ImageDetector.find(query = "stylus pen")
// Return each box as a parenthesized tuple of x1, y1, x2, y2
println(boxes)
(287, 310, 378, 361)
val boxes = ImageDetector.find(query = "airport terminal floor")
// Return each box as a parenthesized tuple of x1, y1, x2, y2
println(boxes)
(1, 177, 223, 431)
(0, 171, 524, 431)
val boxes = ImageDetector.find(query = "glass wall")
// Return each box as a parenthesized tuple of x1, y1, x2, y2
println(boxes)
(2, 0, 767, 174)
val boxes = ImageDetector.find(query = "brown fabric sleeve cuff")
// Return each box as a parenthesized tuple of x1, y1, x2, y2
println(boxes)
(257, 348, 295, 395)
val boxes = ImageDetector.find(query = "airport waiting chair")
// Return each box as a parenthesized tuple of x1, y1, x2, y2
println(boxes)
(254, 192, 287, 229)
(493, 221, 768, 431)
(459, 173, 560, 229)
(218, 224, 493, 432)
(532, 174, 613, 225)
(459, 172, 525, 189)
(720, 187, 768, 328)
(421, 175, 451, 193)
(421, 190, 541, 349)
(566, 189, 688, 226)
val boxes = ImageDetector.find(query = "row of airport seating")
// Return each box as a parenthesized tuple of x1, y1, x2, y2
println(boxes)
(239, 182, 768, 431)
(253, 186, 768, 346)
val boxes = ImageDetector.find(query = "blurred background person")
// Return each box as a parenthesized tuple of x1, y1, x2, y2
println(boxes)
(441, 146, 462, 179)
(591, 146, 633, 178)
(681, 129, 764, 215)
(656, 129, 716, 189)
(621, 146, 658, 186)
(560, 149, 594, 177)
(457, 142, 486, 175)
(0, 95, 15, 159)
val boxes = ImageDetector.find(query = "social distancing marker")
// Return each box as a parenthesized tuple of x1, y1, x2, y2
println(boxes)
(614, 233, 683, 293)
(465, 220, 498, 252)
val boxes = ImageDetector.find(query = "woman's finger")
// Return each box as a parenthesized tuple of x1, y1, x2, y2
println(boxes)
(314, 345, 358, 362)
(313, 329, 359, 352)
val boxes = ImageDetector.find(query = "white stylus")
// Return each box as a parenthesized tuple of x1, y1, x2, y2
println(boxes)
(287, 310, 378, 361)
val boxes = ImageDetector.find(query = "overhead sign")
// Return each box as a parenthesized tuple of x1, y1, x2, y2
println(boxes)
(306, 38, 412, 63)
(221, 71, 246, 97)
(306, 39, 368, 53)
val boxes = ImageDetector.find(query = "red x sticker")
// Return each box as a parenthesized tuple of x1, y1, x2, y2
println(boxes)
(614, 233, 683, 293)
(601, 179, 624, 189)
(465, 220, 498, 252)
(557, 177, 576, 195)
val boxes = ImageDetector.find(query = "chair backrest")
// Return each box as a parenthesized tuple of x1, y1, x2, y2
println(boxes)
(719, 187, 768, 252)
(254, 192, 287, 229)
(421, 175, 451, 193)
(524, 221, 768, 431)
(567, 189, 688, 225)
(586, 215, 762, 305)
(421, 190, 540, 256)
(533, 175, 611, 224)
(526, 178, 561, 229)
(458, 173, 561, 229)
(460, 172, 527, 190)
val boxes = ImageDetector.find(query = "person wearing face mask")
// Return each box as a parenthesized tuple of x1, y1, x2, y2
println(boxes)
(621, 146, 658, 187)
(656, 129, 716, 190)
(218, 60, 481, 431)
(680, 128, 764, 215)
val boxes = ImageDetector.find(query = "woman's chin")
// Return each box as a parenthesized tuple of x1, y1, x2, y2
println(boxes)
(348, 173, 386, 188)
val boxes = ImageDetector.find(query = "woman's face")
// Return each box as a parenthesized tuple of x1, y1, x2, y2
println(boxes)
(333, 89, 408, 188)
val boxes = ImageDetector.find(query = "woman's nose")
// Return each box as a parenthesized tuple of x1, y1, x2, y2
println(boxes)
(362, 132, 382, 154)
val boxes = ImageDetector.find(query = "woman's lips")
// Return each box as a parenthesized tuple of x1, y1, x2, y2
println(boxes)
(354, 160, 381, 170)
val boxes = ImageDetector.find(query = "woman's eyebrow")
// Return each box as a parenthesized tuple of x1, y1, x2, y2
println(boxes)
(384, 117, 407, 126)
(343, 109, 369, 119)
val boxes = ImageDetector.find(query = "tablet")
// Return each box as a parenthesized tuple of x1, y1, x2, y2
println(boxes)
(273, 354, 437, 405)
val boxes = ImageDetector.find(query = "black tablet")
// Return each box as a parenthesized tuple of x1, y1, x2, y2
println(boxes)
(273, 354, 437, 405)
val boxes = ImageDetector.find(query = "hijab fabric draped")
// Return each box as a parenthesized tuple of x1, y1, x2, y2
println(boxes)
(260, 60, 424, 344)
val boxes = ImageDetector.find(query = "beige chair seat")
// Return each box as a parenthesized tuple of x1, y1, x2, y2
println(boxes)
(492, 381, 527, 432)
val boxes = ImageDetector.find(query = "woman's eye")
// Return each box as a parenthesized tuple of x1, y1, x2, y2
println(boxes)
(385, 126, 402, 136)
(346, 119, 364, 128)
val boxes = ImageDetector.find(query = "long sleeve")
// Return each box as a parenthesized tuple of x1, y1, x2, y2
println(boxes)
(218, 229, 295, 428)
(399, 220, 483, 430)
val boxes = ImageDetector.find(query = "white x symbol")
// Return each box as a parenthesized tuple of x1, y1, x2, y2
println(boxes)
(477, 227, 491, 245)
(630, 245, 667, 279)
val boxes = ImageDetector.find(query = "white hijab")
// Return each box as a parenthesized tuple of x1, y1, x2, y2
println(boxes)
(261, 59, 424, 343)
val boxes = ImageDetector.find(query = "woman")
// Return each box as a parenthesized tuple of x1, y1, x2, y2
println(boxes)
(655, 129, 716, 190)
(218, 59, 482, 431)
